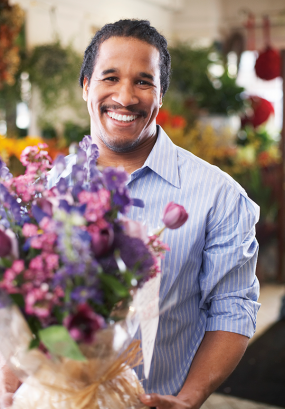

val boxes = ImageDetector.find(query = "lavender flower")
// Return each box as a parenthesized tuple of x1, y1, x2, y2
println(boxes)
(79, 135, 92, 151)
(54, 155, 66, 174)
(76, 148, 87, 166)
(56, 177, 68, 194)
(72, 164, 86, 184)
(0, 158, 12, 181)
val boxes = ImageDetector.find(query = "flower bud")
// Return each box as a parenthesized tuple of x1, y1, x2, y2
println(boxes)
(162, 202, 188, 229)
(0, 229, 12, 257)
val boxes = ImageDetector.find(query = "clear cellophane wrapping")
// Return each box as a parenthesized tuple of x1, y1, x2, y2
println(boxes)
(0, 305, 147, 409)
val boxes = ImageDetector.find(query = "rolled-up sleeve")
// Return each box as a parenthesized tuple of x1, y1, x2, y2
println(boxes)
(199, 190, 261, 338)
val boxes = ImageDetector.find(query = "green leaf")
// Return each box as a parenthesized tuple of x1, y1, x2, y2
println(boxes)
(0, 257, 12, 268)
(100, 274, 129, 298)
(39, 326, 86, 361)
(10, 293, 25, 308)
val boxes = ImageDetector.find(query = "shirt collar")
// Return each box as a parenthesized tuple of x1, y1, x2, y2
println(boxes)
(141, 125, 180, 188)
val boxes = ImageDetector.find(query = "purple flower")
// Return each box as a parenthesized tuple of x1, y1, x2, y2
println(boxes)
(113, 187, 132, 214)
(0, 158, 12, 181)
(56, 177, 68, 194)
(72, 183, 83, 200)
(54, 155, 66, 174)
(63, 304, 105, 344)
(87, 144, 100, 161)
(71, 286, 102, 304)
(115, 233, 154, 279)
(32, 204, 50, 223)
(102, 167, 128, 191)
(76, 148, 87, 166)
(72, 164, 86, 183)
(79, 135, 92, 151)
(0, 290, 11, 308)
(37, 198, 53, 216)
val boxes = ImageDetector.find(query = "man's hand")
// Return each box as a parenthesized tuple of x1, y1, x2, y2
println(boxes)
(140, 331, 249, 409)
(140, 393, 194, 409)
(0, 357, 21, 409)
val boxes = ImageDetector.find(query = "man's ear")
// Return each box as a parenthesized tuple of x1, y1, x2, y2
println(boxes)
(83, 77, 89, 101)
(159, 93, 163, 108)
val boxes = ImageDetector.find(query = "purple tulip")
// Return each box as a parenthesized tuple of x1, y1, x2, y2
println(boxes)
(162, 202, 188, 229)
(88, 225, 114, 258)
(63, 304, 105, 344)
(0, 229, 12, 257)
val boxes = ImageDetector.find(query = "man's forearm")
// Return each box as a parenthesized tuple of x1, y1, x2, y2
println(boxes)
(177, 330, 249, 408)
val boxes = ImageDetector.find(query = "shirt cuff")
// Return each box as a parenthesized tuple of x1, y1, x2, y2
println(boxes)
(205, 297, 261, 338)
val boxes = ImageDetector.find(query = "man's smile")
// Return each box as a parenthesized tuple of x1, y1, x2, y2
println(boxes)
(106, 110, 138, 123)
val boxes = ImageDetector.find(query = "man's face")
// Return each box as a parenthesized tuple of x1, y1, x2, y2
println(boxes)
(83, 36, 162, 153)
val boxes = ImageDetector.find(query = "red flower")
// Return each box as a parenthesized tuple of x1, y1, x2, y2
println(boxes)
(156, 109, 171, 127)
(170, 115, 187, 129)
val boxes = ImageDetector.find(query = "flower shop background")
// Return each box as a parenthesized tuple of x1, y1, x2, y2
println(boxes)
(1, 1, 285, 407)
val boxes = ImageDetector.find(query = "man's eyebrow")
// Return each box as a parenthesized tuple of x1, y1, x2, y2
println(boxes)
(101, 68, 118, 76)
(139, 72, 154, 81)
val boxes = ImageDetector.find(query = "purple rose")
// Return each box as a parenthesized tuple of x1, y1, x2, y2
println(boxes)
(63, 304, 105, 344)
(0, 229, 12, 257)
(162, 202, 188, 229)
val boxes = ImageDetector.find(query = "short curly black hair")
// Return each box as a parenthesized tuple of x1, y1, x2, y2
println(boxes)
(79, 19, 171, 96)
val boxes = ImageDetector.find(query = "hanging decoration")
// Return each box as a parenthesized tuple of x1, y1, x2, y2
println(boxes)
(0, 0, 24, 88)
(241, 96, 274, 128)
(244, 13, 256, 51)
(255, 16, 281, 80)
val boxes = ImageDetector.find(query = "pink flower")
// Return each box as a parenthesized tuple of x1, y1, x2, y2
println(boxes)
(29, 255, 44, 271)
(0, 229, 12, 257)
(78, 189, 110, 222)
(12, 260, 25, 273)
(64, 304, 105, 344)
(162, 202, 188, 229)
(25, 288, 51, 318)
(23, 223, 38, 237)
(121, 217, 148, 243)
(44, 253, 59, 271)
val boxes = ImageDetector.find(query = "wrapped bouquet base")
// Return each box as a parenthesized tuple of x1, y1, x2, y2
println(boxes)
(12, 343, 146, 409)
(1, 307, 146, 409)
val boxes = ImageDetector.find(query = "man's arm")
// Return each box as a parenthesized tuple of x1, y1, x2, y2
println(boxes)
(140, 330, 248, 409)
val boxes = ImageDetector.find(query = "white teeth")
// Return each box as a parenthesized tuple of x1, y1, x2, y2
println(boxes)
(107, 111, 137, 122)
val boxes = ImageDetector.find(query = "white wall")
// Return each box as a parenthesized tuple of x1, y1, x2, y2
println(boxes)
(11, 0, 179, 53)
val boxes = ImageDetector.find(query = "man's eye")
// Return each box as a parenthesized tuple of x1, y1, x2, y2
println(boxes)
(137, 80, 152, 86)
(103, 77, 118, 82)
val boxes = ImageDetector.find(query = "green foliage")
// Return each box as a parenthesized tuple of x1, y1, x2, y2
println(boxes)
(64, 121, 90, 144)
(26, 42, 82, 111)
(165, 43, 245, 118)
(39, 326, 86, 361)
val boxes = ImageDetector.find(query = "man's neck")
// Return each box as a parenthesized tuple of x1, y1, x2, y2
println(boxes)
(91, 130, 158, 174)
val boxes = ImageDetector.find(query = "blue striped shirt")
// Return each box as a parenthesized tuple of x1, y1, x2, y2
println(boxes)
(47, 125, 260, 396)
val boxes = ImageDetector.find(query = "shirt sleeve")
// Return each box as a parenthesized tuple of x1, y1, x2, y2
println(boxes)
(199, 189, 261, 338)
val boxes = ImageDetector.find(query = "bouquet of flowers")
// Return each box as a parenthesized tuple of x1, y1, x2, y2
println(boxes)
(0, 137, 188, 409)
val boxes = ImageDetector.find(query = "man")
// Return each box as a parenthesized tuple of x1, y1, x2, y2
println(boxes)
(0, 19, 260, 409)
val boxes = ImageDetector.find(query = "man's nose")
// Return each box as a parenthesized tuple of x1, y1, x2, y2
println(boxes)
(111, 82, 139, 107)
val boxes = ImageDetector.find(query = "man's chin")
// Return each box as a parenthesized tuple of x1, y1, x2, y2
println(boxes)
(101, 136, 141, 153)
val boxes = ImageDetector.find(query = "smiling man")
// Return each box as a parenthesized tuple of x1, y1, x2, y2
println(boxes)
(0, 19, 260, 409)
